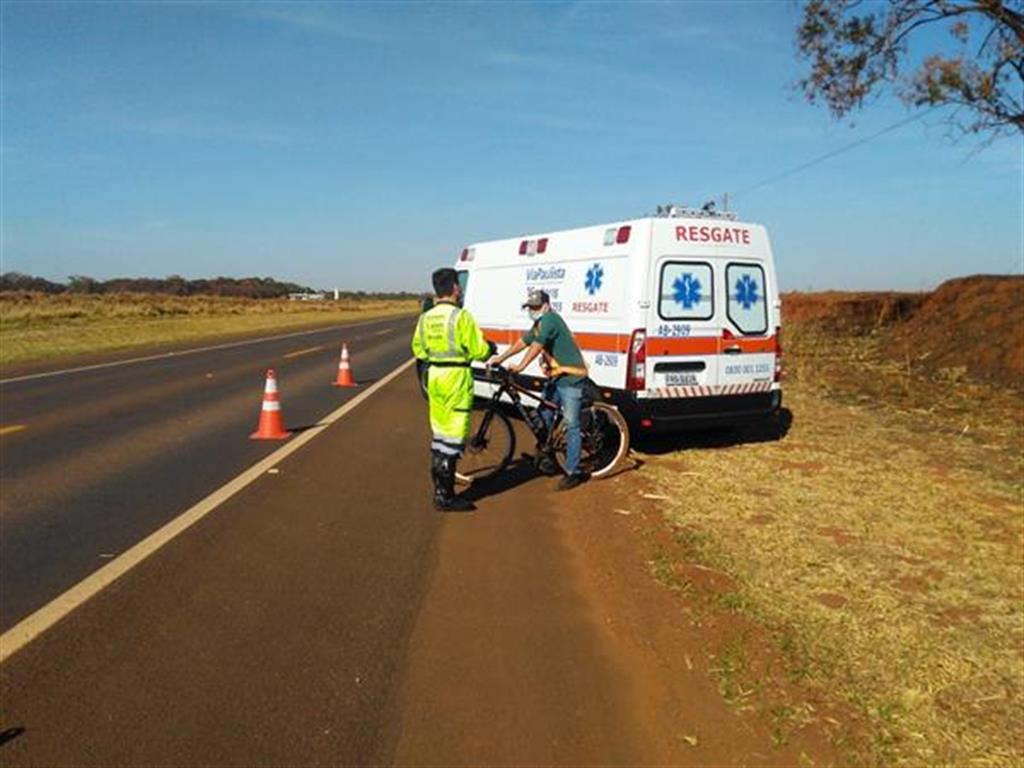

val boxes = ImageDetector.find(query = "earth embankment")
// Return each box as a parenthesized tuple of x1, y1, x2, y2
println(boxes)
(783, 274, 1023, 389)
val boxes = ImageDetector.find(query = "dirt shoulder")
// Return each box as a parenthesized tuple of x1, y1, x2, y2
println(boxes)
(552, 476, 852, 765)
(610, 315, 1023, 765)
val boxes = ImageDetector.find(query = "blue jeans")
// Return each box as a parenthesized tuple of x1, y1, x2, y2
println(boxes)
(541, 377, 583, 476)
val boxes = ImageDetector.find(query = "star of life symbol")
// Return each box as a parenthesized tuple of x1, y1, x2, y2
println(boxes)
(734, 274, 760, 310)
(585, 263, 604, 296)
(672, 273, 702, 309)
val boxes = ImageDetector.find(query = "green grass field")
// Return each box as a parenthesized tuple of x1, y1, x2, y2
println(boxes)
(0, 292, 419, 367)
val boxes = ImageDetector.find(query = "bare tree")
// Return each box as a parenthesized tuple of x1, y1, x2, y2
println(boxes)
(796, 0, 1024, 137)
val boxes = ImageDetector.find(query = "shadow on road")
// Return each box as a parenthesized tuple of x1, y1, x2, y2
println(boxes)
(634, 407, 793, 456)
(0, 727, 26, 748)
(288, 422, 328, 435)
(461, 456, 545, 505)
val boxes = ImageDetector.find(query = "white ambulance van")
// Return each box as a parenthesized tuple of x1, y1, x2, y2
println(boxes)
(454, 205, 783, 435)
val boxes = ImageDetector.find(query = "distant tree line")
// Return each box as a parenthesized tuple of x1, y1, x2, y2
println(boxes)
(0, 272, 419, 301)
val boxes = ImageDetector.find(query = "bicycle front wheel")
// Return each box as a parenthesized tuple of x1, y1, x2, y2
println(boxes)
(455, 405, 515, 485)
(554, 402, 630, 479)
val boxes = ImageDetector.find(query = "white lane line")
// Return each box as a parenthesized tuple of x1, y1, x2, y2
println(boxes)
(282, 345, 325, 359)
(0, 314, 414, 386)
(0, 357, 416, 664)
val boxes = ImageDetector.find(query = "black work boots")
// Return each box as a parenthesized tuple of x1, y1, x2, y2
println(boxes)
(430, 451, 475, 512)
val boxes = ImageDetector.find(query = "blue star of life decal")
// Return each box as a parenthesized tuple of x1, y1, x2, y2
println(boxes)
(672, 273, 702, 309)
(585, 263, 604, 296)
(734, 274, 760, 309)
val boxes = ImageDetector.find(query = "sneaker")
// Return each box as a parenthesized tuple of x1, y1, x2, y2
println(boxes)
(557, 472, 589, 491)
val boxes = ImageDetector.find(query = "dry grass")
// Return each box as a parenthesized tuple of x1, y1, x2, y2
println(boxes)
(637, 324, 1023, 766)
(0, 292, 419, 366)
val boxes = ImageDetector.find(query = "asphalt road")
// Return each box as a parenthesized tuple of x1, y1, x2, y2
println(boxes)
(0, 323, 838, 766)
(0, 314, 417, 631)
(0, 360, 698, 766)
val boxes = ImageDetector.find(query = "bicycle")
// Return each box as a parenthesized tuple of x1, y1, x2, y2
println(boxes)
(455, 366, 630, 485)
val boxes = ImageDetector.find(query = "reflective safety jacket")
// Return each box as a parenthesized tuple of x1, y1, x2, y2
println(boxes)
(412, 300, 490, 367)
(411, 301, 491, 446)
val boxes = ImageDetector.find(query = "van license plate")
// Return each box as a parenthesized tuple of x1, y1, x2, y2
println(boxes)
(664, 373, 698, 386)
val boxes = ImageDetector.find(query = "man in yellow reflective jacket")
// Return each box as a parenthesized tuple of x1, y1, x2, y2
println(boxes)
(412, 268, 493, 511)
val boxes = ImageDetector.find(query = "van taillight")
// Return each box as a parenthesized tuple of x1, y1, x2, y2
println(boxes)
(626, 329, 646, 391)
(774, 326, 784, 382)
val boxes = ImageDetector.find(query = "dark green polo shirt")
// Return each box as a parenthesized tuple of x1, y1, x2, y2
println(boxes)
(522, 311, 586, 384)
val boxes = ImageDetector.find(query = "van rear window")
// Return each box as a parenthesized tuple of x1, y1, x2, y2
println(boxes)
(659, 262, 713, 321)
(726, 263, 767, 335)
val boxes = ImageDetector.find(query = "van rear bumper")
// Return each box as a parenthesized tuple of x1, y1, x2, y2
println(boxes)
(621, 390, 782, 433)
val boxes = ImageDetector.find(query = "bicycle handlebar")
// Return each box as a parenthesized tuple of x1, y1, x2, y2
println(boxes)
(478, 365, 559, 410)
(479, 364, 514, 385)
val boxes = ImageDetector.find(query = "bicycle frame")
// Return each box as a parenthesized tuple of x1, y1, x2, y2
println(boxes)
(459, 367, 629, 483)
(475, 370, 562, 450)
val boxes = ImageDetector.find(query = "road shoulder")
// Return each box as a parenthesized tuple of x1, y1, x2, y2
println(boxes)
(548, 472, 848, 766)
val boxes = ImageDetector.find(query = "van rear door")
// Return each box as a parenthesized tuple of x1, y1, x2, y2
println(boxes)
(646, 258, 720, 396)
(718, 261, 775, 394)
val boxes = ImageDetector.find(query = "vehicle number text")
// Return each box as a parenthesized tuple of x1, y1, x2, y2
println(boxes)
(655, 323, 692, 338)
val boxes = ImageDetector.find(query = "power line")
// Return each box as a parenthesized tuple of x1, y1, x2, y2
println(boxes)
(730, 108, 939, 200)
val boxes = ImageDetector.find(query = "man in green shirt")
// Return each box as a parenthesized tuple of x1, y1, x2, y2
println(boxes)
(488, 289, 589, 490)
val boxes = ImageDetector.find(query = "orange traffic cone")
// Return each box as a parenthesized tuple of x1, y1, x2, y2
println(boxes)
(250, 369, 290, 440)
(332, 343, 358, 388)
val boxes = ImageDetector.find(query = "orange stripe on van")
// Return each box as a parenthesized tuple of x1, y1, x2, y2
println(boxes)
(646, 337, 718, 356)
(481, 328, 776, 357)
(730, 336, 777, 354)
(647, 336, 776, 356)
(480, 328, 628, 354)
(574, 332, 628, 353)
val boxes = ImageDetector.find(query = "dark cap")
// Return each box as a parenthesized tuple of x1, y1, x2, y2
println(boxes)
(521, 289, 550, 309)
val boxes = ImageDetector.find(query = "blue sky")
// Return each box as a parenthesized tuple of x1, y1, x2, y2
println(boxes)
(1, 1, 1021, 292)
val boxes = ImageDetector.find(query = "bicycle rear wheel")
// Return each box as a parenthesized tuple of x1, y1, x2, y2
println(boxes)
(455, 405, 516, 485)
(554, 402, 630, 479)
